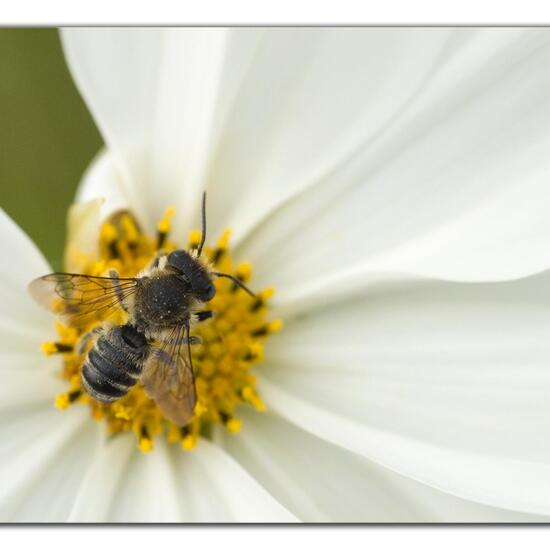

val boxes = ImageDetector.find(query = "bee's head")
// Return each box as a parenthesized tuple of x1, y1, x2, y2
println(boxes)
(167, 249, 216, 302)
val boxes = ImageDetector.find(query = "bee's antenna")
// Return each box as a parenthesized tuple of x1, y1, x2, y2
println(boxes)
(197, 191, 207, 257)
(211, 271, 256, 298)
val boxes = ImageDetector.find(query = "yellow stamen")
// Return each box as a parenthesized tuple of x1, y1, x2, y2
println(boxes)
(188, 229, 202, 249)
(259, 287, 275, 300)
(113, 404, 132, 420)
(138, 437, 153, 453)
(44, 208, 279, 453)
(252, 397, 267, 412)
(226, 418, 241, 433)
(245, 342, 264, 362)
(101, 223, 117, 243)
(217, 229, 232, 249)
(241, 386, 266, 410)
(54, 393, 70, 410)
(41, 341, 73, 355)
(121, 213, 140, 242)
(41, 341, 59, 356)
(267, 319, 284, 333)
(157, 206, 175, 235)
(181, 434, 197, 451)
(235, 262, 252, 282)
(194, 402, 208, 417)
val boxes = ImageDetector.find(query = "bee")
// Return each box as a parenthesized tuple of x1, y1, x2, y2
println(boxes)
(28, 193, 255, 426)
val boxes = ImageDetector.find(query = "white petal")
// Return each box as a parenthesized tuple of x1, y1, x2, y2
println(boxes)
(0, 406, 97, 521)
(0, 364, 65, 411)
(9, 415, 101, 522)
(61, 28, 165, 232)
(75, 149, 131, 222)
(202, 28, 453, 240)
(0, 330, 63, 406)
(236, 29, 550, 310)
(0, 210, 61, 403)
(70, 435, 296, 522)
(68, 432, 137, 522)
(62, 28, 463, 243)
(103, 438, 184, 522)
(0, 209, 53, 340)
(168, 438, 296, 522)
(260, 273, 550, 515)
(0, 212, 91, 521)
(64, 198, 103, 272)
(219, 410, 546, 522)
(61, 28, 259, 236)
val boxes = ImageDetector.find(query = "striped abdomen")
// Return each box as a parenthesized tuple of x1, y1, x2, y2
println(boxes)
(82, 324, 148, 403)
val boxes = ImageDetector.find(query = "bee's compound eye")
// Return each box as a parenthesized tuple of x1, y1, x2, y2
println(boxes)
(204, 283, 216, 302)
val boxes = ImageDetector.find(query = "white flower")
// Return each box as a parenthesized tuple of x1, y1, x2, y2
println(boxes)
(2, 27, 550, 522)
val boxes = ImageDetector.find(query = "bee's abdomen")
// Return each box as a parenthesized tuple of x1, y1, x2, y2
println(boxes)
(82, 324, 148, 404)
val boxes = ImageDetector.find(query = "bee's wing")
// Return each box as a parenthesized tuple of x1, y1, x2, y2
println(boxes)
(28, 272, 139, 327)
(141, 325, 196, 427)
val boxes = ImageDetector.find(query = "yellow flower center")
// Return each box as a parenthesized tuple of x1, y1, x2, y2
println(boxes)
(41, 207, 281, 452)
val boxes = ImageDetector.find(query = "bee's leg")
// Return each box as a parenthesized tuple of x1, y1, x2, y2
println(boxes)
(195, 310, 214, 323)
(76, 326, 103, 355)
(183, 312, 213, 348)
(108, 268, 129, 313)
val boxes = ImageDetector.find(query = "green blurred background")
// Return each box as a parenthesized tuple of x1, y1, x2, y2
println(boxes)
(0, 29, 102, 270)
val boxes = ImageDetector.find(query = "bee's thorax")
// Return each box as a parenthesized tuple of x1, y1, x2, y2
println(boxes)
(131, 273, 197, 333)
